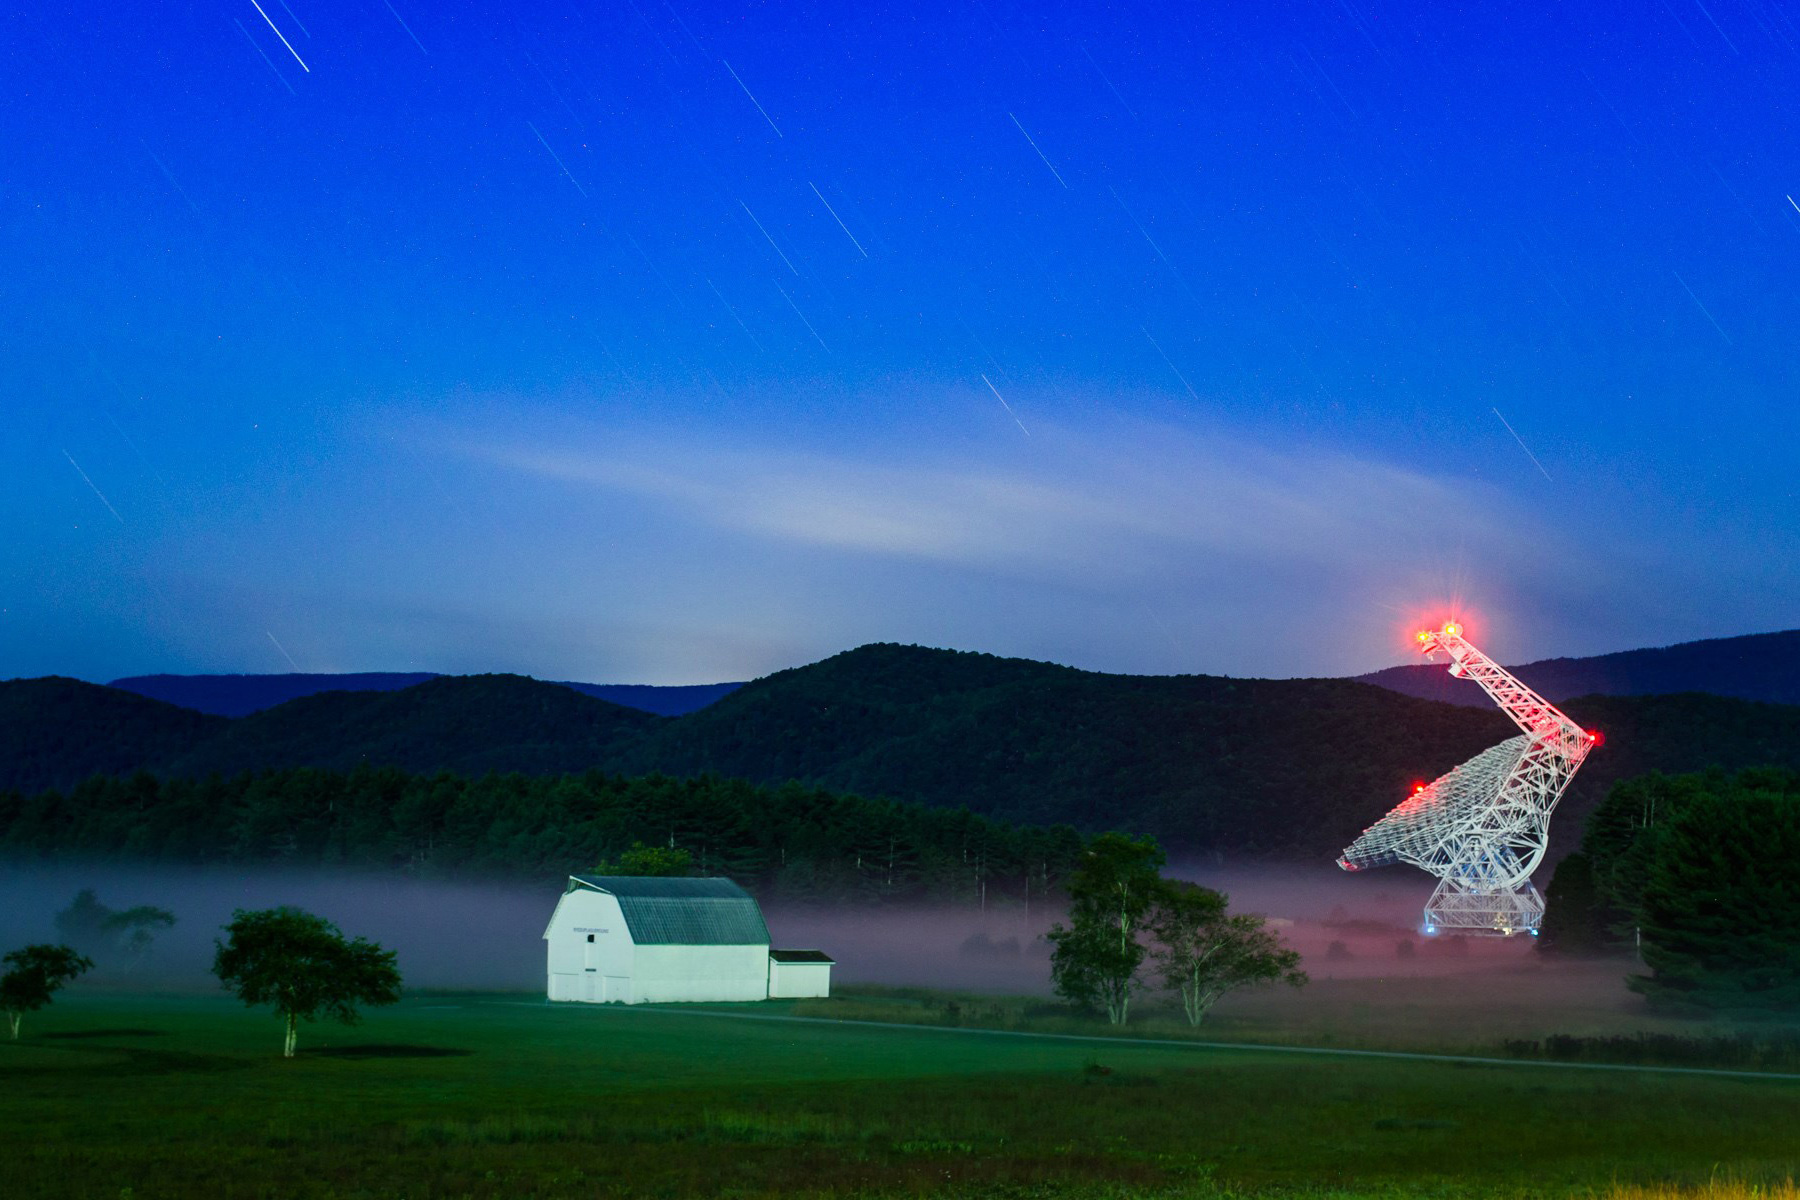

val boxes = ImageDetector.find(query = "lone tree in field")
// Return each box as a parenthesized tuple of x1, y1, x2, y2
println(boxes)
(1147, 881, 1307, 1026)
(1, 944, 93, 1040)
(1047, 832, 1165, 1025)
(213, 908, 402, 1058)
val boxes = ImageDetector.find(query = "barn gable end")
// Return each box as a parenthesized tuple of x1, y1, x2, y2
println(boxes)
(544, 875, 789, 1005)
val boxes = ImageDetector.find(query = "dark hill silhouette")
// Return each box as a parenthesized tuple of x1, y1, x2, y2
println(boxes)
(607, 644, 1514, 853)
(1357, 629, 1800, 708)
(107, 627, 1800, 723)
(158, 675, 664, 778)
(7, 643, 1800, 861)
(608, 643, 1800, 858)
(555, 681, 744, 717)
(1555, 690, 1800, 783)
(109, 672, 743, 718)
(108, 673, 436, 717)
(0, 678, 226, 794)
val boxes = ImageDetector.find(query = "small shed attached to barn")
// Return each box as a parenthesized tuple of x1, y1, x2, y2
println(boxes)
(767, 948, 835, 998)
(543, 875, 831, 1004)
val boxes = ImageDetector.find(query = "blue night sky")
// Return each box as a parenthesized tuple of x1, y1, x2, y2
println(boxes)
(4, 1, 1798, 685)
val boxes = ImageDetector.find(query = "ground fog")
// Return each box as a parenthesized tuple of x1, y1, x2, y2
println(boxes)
(0, 860, 1631, 1015)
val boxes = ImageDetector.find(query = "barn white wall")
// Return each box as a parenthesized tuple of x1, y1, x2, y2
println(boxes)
(544, 887, 773, 1004)
(768, 960, 832, 998)
(544, 890, 635, 1002)
(631, 945, 771, 1003)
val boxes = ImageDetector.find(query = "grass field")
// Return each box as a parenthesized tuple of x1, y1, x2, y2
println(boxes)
(4, 980, 1800, 1200)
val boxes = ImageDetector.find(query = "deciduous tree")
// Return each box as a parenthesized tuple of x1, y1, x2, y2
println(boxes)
(55, 888, 178, 971)
(1, 944, 93, 1039)
(52, 889, 114, 952)
(106, 905, 178, 970)
(593, 841, 694, 876)
(1046, 832, 1165, 1025)
(1147, 882, 1306, 1025)
(213, 908, 401, 1057)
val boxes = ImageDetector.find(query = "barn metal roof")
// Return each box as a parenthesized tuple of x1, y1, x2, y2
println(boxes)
(567, 876, 770, 946)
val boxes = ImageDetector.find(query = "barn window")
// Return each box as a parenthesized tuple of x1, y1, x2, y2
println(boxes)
(586, 934, 595, 943)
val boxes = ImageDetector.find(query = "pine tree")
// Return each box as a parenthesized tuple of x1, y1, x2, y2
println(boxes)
(1536, 851, 1603, 954)
(1630, 774, 1800, 1010)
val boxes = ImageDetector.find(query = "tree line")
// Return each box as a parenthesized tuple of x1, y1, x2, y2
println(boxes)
(1539, 766, 1800, 1011)
(12, 656, 1800, 863)
(0, 767, 1087, 908)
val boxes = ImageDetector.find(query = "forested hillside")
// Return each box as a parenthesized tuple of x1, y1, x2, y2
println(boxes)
(0, 678, 226, 794)
(7, 644, 1800, 860)
(0, 767, 1083, 906)
(155, 675, 663, 778)
(612, 646, 1800, 857)
(611, 644, 1517, 855)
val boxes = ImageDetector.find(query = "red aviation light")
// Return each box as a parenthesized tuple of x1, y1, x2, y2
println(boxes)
(1586, 729, 1605, 747)
(1443, 622, 1462, 637)
(1412, 781, 1426, 794)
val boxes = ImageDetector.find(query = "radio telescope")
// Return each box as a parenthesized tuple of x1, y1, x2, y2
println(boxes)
(1337, 623, 1600, 936)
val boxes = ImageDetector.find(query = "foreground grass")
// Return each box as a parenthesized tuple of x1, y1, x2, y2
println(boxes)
(778, 981, 1800, 1070)
(4, 990, 1799, 1199)
(1603, 1185, 1800, 1199)
(791, 956, 1781, 1055)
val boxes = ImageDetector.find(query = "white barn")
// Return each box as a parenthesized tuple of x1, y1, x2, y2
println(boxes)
(543, 875, 833, 1004)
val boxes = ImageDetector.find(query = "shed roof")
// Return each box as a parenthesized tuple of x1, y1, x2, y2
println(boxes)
(567, 875, 770, 946)
(769, 948, 835, 964)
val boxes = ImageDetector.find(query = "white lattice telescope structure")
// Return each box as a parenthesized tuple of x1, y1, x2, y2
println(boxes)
(1337, 623, 1600, 936)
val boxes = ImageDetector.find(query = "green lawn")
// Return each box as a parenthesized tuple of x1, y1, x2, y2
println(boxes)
(4, 989, 1799, 1199)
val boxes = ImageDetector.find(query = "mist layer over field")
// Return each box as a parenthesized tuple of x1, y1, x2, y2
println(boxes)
(0, 863, 555, 989)
(0, 859, 1575, 996)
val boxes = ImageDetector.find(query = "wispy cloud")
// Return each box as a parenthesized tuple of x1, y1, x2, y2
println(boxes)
(378, 400, 1708, 677)
(453, 414, 1545, 594)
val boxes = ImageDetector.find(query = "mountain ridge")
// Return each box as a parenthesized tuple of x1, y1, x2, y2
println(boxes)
(94, 627, 1800, 720)
(156, 675, 664, 779)
(1356, 628, 1800, 708)
(107, 672, 745, 718)
(9, 641, 1800, 862)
